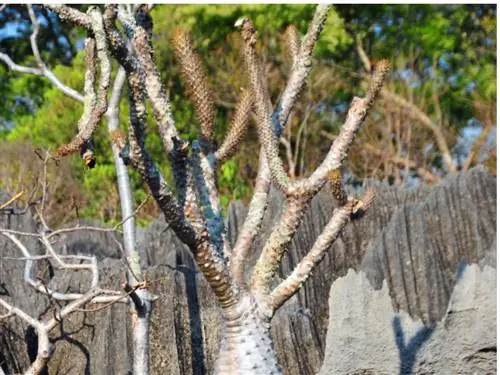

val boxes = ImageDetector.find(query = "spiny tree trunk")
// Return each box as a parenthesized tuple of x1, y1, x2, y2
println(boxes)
(214, 294, 280, 374)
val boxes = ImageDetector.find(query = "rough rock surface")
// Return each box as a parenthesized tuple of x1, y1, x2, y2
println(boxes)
(0, 166, 496, 374)
(319, 264, 496, 375)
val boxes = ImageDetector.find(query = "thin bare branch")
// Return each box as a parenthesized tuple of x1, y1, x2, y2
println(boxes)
(26, 5, 84, 103)
(363, 143, 439, 183)
(462, 123, 493, 171)
(381, 89, 456, 173)
(0, 299, 43, 330)
(0, 190, 24, 210)
(0, 7, 83, 102)
(355, 39, 456, 174)
(0, 52, 43, 74)
(356, 34, 372, 73)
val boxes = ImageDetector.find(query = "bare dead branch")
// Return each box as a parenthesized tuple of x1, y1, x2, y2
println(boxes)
(462, 123, 493, 171)
(0, 299, 43, 330)
(0, 52, 43, 75)
(0, 232, 122, 305)
(381, 89, 456, 173)
(356, 34, 372, 73)
(363, 143, 439, 183)
(0, 191, 24, 210)
(355, 39, 456, 174)
(0, 8, 83, 102)
(26, 5, 84, 103)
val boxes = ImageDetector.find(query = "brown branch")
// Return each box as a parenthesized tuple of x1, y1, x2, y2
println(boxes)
(283, 24, 300, 67)
(172, 28, 216, 148)
(462, 123, 493, 171)
(363, 143, 439, 183)
(381, 89, 456, 173)
(215, 88, 253, 162)
(0, 191, 24, 210)
(355, 38, 456, 174)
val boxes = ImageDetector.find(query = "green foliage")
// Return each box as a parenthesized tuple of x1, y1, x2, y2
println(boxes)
(218, 160, 251, 210)
(1, 4, 495, 224)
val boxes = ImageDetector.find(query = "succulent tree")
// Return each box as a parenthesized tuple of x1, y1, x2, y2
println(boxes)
(3, 4, 389, 374)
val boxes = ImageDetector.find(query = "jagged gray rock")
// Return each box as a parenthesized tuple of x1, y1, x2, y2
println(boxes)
(0, 167, 496, 374)
(319, 264, 496, 375)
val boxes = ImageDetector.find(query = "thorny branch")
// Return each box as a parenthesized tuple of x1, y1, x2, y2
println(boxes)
(42, 3, 387, 331)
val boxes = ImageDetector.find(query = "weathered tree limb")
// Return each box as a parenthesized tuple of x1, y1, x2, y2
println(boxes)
(238, 17, 291, 194)
(55, 7, 111, 160)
